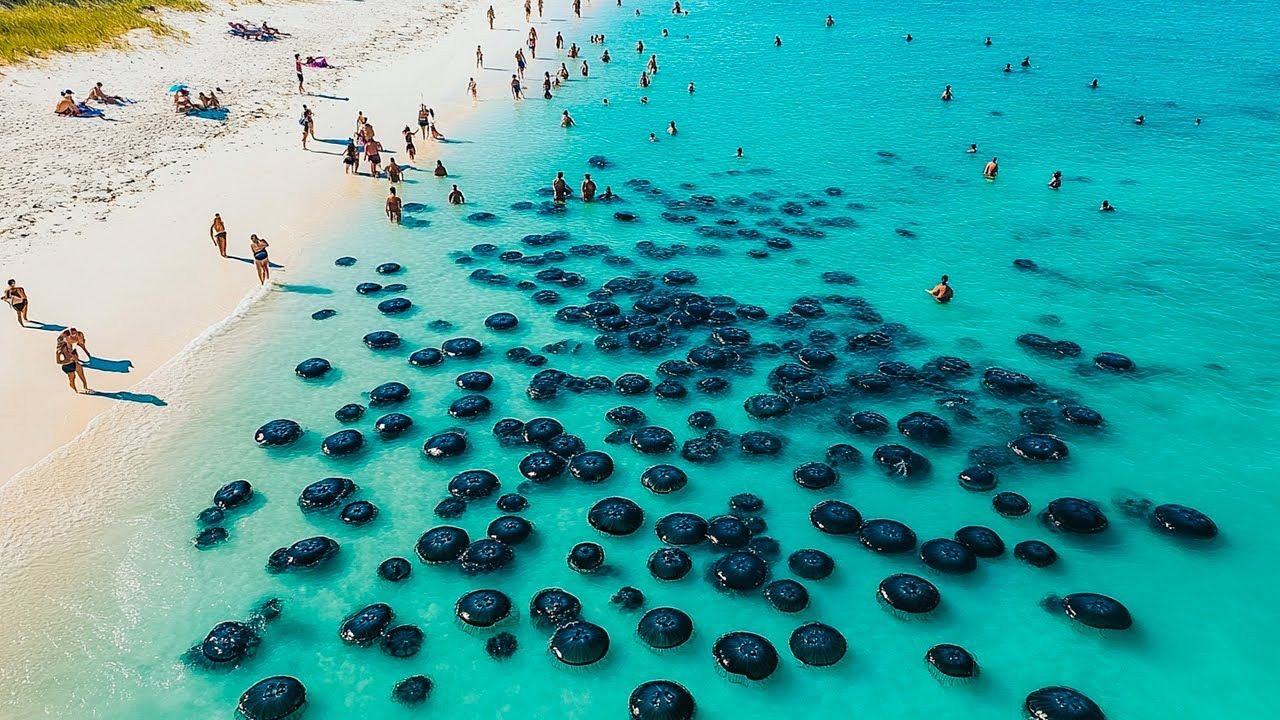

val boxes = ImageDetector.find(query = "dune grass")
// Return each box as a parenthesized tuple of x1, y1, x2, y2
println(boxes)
(0, 0, 205, 64)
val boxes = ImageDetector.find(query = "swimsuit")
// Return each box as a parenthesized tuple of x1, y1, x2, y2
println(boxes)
(11, 300, 26, 312)
(254, 250, 268, 261)
(61, 362, 76, 374)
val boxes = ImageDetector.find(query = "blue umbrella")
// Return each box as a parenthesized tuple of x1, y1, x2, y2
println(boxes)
(168, 83, 188, 93)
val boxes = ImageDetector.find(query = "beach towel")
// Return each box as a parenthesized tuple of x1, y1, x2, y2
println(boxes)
(304, 57, 331, 68)
(228, 22, 277, 40)
(187, 107, 230, 121)
(57, 103, 104, 118)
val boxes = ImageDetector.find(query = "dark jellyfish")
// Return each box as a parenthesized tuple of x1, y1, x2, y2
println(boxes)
(492, 418, 526, 445)
(455, 589, 513, 628)
(488, 515, 534, 545)
(612, 585, 646, 610)
(730, 494, 764, 513)
(1024, 686, 1105, 720)
(442, 337, 483, 358)
(616, 373, 654, 395)
(458, 538, 514, 573)
(706, 515, 752, 548)
(713, 632, 778, 681)
(763, 579, 809, 612)
(335, 403, 365, 422)
(255, 419, 302, 447)
(335, 256, 357, 266)
(456, 371, 494, 391)
(994, 491, 1031, 517)
(340, 500, 378, 525)
(826, 443, 863, 468)
(547, 433, 587, 458)
(849, 411, 890, 434)
(1011, 433, 1069, 461)
(374, 413, 413, 436)
(363, 331, 402, 349)
(744, 393, 792, 419)
(529, 588, 582, 629)
(794, 462, 838, 490)
(638, 607, 694, 649)
(1045, 497, 1109, 533)
(435, 497, 467, 518)
(897, 411, 951, 445)
(294, 357, 331, 379)
(449, 469, 500, 500)
(656, 512, 708, 546)
(1093, 352, 1134, 372)
(926, 644, 977, 679)
(631, 426, 676, 454)
(194, 527, 228, 548)
(873, 444, 930, 477)
(629, 680, 695, 720)
(1152, 503, 1218, 539)
(955, 526, 1005, 557)
(789, 549, 835, 580)
(214, 479, 253, 510)
(380, 624, 423, 658)
(858, 519, 917, 553)
(236, 676, 306, 720)
(1015, 540, 1058, 567)
(1061, 405, 1104, 426)
(681, 437, 720, 463)
(369, 381, 411, 405)
(409, 347, 444, 367)
(687, 411, 716, 430)
(375, 262, 401, 275)
(356, 282, 383, 295)
(200, 621, 258, 665)
(298, 476, 356, 510)
(648, 547, 693, 581)
(789, 622, 846, 667)
(485, 312, 519, 331)
(878, 573, 941, 614)
(958, 466, 997, 492)
(339, 603, 394, 645)
(377, 298, 412, 315)
(523, 417, 565, 445)
(519, 450, 567, 482)
(569, 451, 615, 482)
(696, 376, 730, 394)
(568, 541, 606, 573)
(589, 496, 645, 536)
(920, 538, 978, 574)
(641, 464, 688, 494)
(797, 346, 837, 369)
(486, 632, 518, 659)
(496, 493, 529, 512)
(1021, 407, 1058, 433)
(607, 405, 647, 426)
(739, 431, 783, 456)
(1060, 592, 1132, 630)
(449, 395, 492, 420)
(550, 621, 611, 666)
(982, 367, 1037, 397)
(423, 430, 468, 459)
(392, 675, 433, 705)
(378, 557, 412, 582)
(415, 526, 469, 564)
(711, 550, 769, 592)
(654, 380, 689, 399)
(810, 499, 863, 535)
(197, 507, 225, 526)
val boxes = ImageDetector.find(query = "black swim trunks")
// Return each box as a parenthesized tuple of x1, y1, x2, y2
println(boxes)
(61, 362, 76, 374)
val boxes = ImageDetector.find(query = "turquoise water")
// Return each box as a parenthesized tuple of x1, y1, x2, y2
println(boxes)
(5, 0, 1280, 717)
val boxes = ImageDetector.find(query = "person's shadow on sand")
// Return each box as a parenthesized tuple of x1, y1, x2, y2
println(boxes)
(84, 357, 134, 373)
(89, 390, 166, 406)
(226, 255, 285, 269)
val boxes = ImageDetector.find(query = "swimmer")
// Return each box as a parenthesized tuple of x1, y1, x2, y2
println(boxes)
(386, 158, 402, 183)
(826, 15, 834, 27)
(640, 71, 651, 88)
(602, 49, 611, 63)
(561, 110, 577, 127)
(983, 156, 999, 178)
(774, 36, 782, 47)
(662, 29, 669, 37)
(1003, 63, 1012, 73)
(434, 160, 448, 177)
(966, 143, 977, 154)
(386, 186, 402, 223)
(1099, 199, 1115, 212)
(3, 279, 29, 327)
(905, 33, 913, 42)
(552, 171, 571, 202)
(250, 234, 270, 285)
(1090, 78, 1099, 88)
(926, 275, 954, 304)
(1048, 170, 1061, 189)
(984, 36, 992, 45)
(637, 40, 645, 53)
(735, 147, 743, 158)
(940, 84, 953, 101)
(640, 96, 649, 104)
(603, 97, 609, 105)
(209, 213, 228, 257)
(1134, 114, 1145, 125)
(448, 184, 466, 204)
(601, 185, 616, 199)
(667, 120, 678, 135)
(581, 173, 597, 201)
(1021, 55, 1031, 67)
(648, 132, 658, 142)
(581, 60, 590, 78)
(1195, 117, 1201, 126)
(688, 82, 695, 93)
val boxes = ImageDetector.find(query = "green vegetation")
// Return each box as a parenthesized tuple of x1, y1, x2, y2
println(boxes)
(0, 0, 204, 64)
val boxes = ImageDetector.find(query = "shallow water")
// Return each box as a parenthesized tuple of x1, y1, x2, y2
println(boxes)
(4, 0, 1280, 717)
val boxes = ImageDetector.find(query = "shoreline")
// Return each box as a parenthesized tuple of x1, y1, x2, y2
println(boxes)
(0, 0, 492, 481)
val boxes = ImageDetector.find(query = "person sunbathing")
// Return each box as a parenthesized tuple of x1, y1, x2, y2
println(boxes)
(198, 91, 222, 110)
(55, 91, 83, 116)
(174, 89, 197, 113)
(305, 56, 331, 68)
(88, 82, 124, 104)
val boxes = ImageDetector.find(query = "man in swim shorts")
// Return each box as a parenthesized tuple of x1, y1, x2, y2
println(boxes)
(4, 279, 29, 326)
(295, 54, 305, 94)
(386, 187, 402, 223)
(210, 213, 228, 257)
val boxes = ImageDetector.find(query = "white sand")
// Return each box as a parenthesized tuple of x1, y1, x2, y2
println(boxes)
(0, 0, 529, 480)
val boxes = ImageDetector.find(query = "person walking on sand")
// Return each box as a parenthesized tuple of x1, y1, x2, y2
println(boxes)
(66, 327, 91, 359)
(511, 74, 523, 99)
(524, 0, 532, 22)
(448, 184, 466, 204)
(468, 77, 478, 99)
(487, 5, 495, 29)
(573, 0, 581, 18)
(386, 186, 402, 223)
(476, 45, 484, 68)
(300, 105, 314, 149)
(295, 53, 305, 94)
(983, 156, 999, 178)
(366, 136, 383, 177)
(538, 0, 544, 17)
(250, 234, 271, 285)
(209, 213, 228, 257)
(516, 49, 527, 79)
(343, 139, 358, 174)
(4, 279, 29, 327)
(926, 275, 953, 303)
(403, 126, 417, 161)
(581, 173, 597, 201)
(56, 338, 90, 394)
(417, 104, 431, 138)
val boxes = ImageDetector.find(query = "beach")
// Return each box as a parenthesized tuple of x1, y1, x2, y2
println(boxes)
(2, 0, 1279, 717)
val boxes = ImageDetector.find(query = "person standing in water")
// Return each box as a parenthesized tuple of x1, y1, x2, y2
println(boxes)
(926, 275, 953, 303)
(434, 160, 448, 177)
(510, 74, 523, 99)
(448, 185, 466, 204)
(343, 139, 358, 174)
(561, 110, 576, 127)
(386, 158, 403, 183)
(667, 120, 678, 135)
(552, 171, 571, 202)
(581, 173, 597, 201)
(581, 60, 590, 77)
(941, 84, 953, 101)
(826, 15, 834, 27)
(967, 143, 978, 153)
(736, 147, 744, 158)
(774, 36, 782, 47)
(209, 213, 228, 257)
(1099, 199, 1116, 212)
(468, 77, 478, 99)
(250, 234, 271, 285)
(983, 157, 999, 178)
(386, 186, 402, 223)
(3, 279, 29, 327)
(365, 136, 383, 177)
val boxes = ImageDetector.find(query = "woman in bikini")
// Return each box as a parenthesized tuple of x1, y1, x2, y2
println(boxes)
(209, 213, 228, 257)
(56, 338, 90, 393)
(4, 279, 29, 326)
(250, 234, 271, 285)
(343, 139, 358, 174)
(403, 126, 417, 161)
(417, 104, 430, 139)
